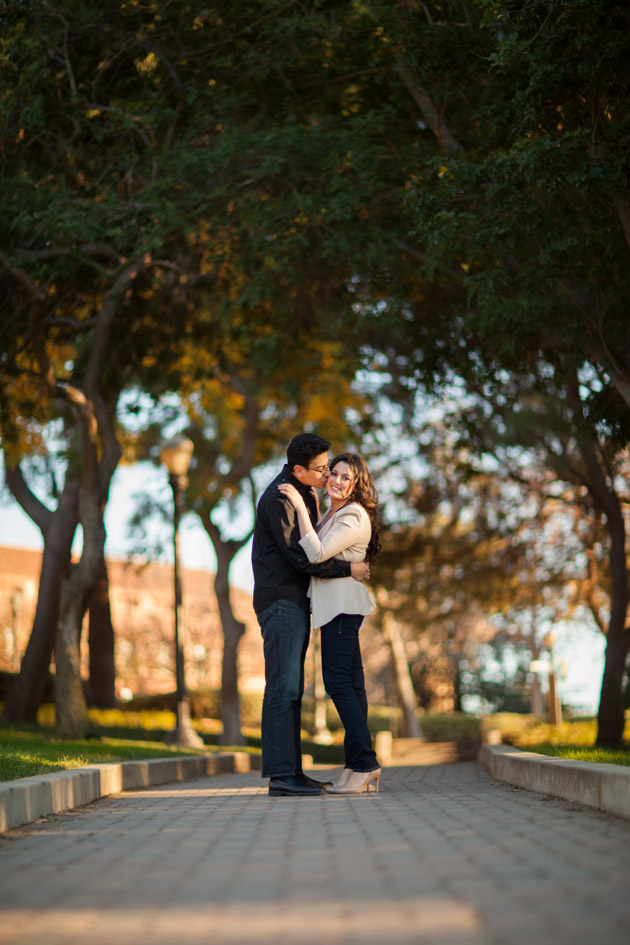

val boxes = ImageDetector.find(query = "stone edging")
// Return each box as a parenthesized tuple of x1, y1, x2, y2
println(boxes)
(478, 743, 630, 821)
(0, 751, 262, 833)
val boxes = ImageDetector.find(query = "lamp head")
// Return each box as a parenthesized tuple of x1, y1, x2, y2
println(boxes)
(160, 434, 194, 477)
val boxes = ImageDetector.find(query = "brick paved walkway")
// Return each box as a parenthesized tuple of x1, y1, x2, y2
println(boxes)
(1, 762, 629, 945)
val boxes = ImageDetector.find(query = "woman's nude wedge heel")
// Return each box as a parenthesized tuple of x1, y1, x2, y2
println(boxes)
(325, 767, 381, 794)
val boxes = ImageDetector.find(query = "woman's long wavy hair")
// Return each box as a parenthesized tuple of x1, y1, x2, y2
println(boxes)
(330, 452, 381, 563)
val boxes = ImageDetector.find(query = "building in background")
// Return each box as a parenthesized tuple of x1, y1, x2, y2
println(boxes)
(0, 545, 458, 720)
(0, 546, 265, 700)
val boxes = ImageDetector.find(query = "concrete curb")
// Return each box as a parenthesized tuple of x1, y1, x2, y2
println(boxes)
(0, 751, 262, 833)
(479, 743, 630, 821)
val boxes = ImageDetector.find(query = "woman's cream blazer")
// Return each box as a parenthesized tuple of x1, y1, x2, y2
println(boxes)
(299, 501, 375, 629)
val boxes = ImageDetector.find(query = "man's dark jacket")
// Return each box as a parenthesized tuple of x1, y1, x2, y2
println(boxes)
(252, 465, 351, 615)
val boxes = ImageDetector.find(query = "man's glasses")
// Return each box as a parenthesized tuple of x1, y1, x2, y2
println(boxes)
(308, 463, 330, 473)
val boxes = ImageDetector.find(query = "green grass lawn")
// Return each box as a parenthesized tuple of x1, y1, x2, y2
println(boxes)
(519, 744, 630, 766)
(0, 704, 346, 782)
(0, 704, 265, 783)
(0, 729, 223, 782)
(3, 705, 629, 783)
(489, 714, 630, 766)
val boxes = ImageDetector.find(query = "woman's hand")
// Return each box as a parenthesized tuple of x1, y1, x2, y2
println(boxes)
(278, 482, 305, 510)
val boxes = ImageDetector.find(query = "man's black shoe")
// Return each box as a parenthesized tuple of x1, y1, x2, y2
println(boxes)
(268, 775, 323, 796)
(296, 773, 333, 789)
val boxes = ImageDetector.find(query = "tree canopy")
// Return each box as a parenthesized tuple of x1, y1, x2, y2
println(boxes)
(2, 0, 629, 743)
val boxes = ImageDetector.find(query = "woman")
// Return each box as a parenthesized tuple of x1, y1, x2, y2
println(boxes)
(278, 452, 381, 794)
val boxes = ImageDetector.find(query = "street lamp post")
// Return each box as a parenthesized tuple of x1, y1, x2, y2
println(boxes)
(160, 434, 204, 749)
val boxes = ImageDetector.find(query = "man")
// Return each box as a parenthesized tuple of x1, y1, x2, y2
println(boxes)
(252, 433, 370, 796)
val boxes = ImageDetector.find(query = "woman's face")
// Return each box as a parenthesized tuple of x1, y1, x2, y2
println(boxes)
(326, 461, 354, 503)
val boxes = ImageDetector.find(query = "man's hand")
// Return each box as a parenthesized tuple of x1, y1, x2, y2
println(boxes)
(350, 561, 370, 583)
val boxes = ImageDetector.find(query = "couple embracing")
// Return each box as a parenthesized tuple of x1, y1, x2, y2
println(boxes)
(252, 433, 382, 797)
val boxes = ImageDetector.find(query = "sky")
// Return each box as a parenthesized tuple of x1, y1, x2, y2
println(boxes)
(0, 459, 605, 714)
(0, 458, 255, 590)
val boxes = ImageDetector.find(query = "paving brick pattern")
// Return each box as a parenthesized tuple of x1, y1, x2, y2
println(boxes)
(1, 762, 629, 945)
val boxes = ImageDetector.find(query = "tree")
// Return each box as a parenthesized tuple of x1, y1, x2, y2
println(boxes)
(355, 1, 630, 743)
(4, 0, 629, 744)
(85, 559, 117, 707)
(129, 324, 370, 743)
(1, 463, 79, 721)
(453, 364, 630, 742)
(369, 403, 592, 716)
(0, 1, 277, 730)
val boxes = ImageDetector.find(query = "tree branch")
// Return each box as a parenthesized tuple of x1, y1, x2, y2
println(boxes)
(4, 464, 52, 535)
(0, 250, 46, 302)
(84, 255, 149, 386)
(396, 239, 466, 282)
(395, 61, 463, 154)
(23, 243, 123, 264)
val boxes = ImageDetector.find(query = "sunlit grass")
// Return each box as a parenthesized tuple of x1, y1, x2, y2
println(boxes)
(0, 728, 226, 783)
(0, 704, 259, 783)
(522, 744, 630, 766)
(4, 704, 629, 783)
(490, 713, 630, 766)
(1, 702, 341, 781)
(36, 704, 210, 733)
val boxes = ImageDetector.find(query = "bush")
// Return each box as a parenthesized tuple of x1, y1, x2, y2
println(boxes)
(485, 713, 604, 748)
(484, 712, 541, 744)
(421, 713, 483, 748)
(126, 689, 264, 728)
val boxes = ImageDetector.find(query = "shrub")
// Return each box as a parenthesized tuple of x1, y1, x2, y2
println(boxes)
(421, 713, 483, 748)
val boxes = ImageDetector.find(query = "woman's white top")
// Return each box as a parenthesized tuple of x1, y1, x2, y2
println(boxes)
(299, 501, 375, 629)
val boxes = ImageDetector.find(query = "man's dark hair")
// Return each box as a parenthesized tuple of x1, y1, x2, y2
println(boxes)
(286, 433, 332, 472)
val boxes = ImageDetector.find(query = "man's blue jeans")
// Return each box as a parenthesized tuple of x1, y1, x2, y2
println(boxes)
(258, 599, 310, 778)
(320, 612, 379, 772)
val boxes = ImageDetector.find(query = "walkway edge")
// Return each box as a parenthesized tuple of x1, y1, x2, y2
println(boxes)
(0, 751, 262, 833)
(478, 743, 630, 820)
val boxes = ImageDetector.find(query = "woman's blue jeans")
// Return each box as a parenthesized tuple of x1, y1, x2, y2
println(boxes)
(258, 599, 310, 778)
(320, 612, 379, 772)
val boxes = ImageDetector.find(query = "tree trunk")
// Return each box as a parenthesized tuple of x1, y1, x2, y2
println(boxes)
(55, 574, 91, 737)
(86, 557, 116, 707)
(596, 507, 629, 745)
(53, 392, 117, 737)
(381, 609, 422, 738)
(4, 257, 140, 733)
(575, 415, 630, 747)
(54, 502, 109, 737)
(1, 473, 79, 722)
(597, 634, 628, 745)
(451, 650, 464, 713)
(213, 541, 247, 746)
(198, 512, 251, 747)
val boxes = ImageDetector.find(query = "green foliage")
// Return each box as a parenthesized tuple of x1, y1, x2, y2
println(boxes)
(87, 690, 265, 730)
(3, 0, 630, 745)
(420, 713, 483, 748)
(523, 745, 630, 766)
(488, 712, 630, 749)
(0, 728, 225, 783)
(402, 0, 630, 398)
(486, 711, 630, 764)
